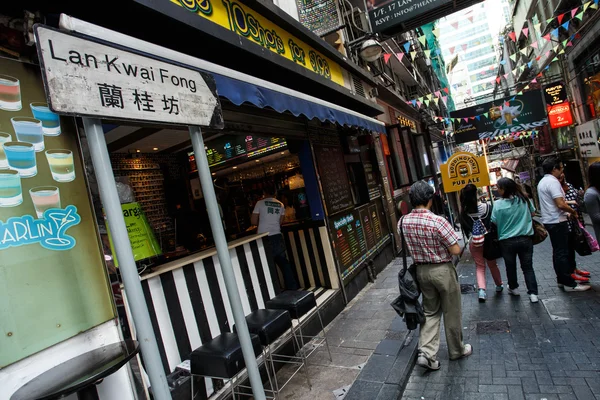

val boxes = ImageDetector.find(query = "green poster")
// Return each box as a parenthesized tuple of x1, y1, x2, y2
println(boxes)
(0, 58, 115, 367)
(106, 202, 162, 267)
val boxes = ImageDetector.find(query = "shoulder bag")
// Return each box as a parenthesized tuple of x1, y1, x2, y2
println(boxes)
(532, 219, 548, 245)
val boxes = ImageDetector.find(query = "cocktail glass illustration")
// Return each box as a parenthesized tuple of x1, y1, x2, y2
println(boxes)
(0, 132, 12, 169)
(11, 117, 45, 151)
(46, 208, 78, 247)
(30, 102, 61, 136)
(46, 149, 75, 182)
(0, 74, 22, 111)
(0, 170, 22, 207)
(4, 142, 37, 177)
(30, 186, 61, 218)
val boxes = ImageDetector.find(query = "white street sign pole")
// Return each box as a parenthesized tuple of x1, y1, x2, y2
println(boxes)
(84, 118, 172, 400)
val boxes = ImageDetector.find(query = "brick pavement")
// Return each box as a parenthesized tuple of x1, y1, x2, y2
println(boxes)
(402, 230, 600, 400)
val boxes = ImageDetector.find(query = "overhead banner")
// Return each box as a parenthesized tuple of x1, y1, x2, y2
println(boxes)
(440, 151, 490, 193)
(368, 0, 452, 34)
(576, 120, 600, 158)
(452, 90, 547, 144)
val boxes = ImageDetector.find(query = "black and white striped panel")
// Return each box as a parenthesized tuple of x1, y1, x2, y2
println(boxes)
(137, 238, 276, 398)
(283, 224, 335, 289)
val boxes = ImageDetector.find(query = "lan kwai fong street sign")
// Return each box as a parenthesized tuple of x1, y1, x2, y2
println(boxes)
(34, 25, 223, 128)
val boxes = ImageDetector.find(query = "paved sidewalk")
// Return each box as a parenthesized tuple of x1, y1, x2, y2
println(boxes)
(402, 231, 600, 400)
(277, 257, 415, 400)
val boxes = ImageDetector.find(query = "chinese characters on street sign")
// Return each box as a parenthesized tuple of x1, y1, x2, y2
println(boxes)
(576, 120, 600, 158)
(34, 25, 223, 128)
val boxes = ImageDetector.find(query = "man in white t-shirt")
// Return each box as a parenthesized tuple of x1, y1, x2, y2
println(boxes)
(251, 186, 299, 291)
(537, 157, 589, 292)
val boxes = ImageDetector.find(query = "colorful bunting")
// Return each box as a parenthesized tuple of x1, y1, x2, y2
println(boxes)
(424, 50, 431, 58)
(461, 44, 468, 51)
(432, 28, 440, 37)
(508, 31, 517, 42)
(410, 51, 417, 60)
(510, 54, 517, 62)
(531, 41, 538, 49)
(591, 2, 599, 9)
(575, 11, 584, 20)
(418, 35, 427, 46)
(571, 7, 579, 18)
(449, 46, 455, 54)
(584, 1, 591, 11)
(403, 42, 411, 53)
(534, 23, 542, 32)
(562, 21, 570, 30)
(397, 53, 404, 61)
(522, 28, 529, 37)
(384, 53, 392, 64)
(520, 48, 529, 55)
(451, 22, 459, 29)
(557, 13, 566, 24)
(551, 28, 560, 37)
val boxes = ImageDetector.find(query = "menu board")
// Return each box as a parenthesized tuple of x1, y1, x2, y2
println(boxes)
(188, 135, 286, 170)
(370, 203, 383, 242)
(360, 206, 376, 250)
(332, 212, 361, 271)
(313, 145, 353, 215)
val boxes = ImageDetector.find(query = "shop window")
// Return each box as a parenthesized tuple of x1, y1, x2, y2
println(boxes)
(388, 126, 411, 188)
(400, 128, 419, 182)
(415, 135, 432, 177)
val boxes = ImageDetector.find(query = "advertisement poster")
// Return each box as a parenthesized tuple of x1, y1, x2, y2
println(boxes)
(440, 151, 490, 193)
(367, 0, 452, 34)
(576, 120, 600, 158)
(0, 58, 114, 367)
(452, 90, 548, 144)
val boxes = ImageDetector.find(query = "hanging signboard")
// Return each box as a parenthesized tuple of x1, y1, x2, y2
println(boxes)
(452, 90, 547, 143)
(543, 81, 568, 106)
(34, 25, 223, 128)
(368, 0, 453, 34)
(296, 0, 342, 37)
(440, 151, 490, 193)
(576, 120, 600, 158)
(548, 103, 574, 129)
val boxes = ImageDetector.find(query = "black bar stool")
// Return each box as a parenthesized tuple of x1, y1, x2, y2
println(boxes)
(190, 332, 264, 399)
(266, 290, 332, 363)
(234, 309, 311, 395)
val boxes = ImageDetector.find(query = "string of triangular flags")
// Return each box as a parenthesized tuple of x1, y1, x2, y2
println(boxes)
(382, 27, 443, 65)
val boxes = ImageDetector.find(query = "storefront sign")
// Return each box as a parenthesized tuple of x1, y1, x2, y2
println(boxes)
(397, 115, 417, 131)
(368, 0, 452, 34)
(440, 151, 490, 192)
(170, 0, 345, 86)
(543, 81, 568, 106)
(452, 90, 547, 143)
(296, 0, 341, 37)
(0, 57, 114, 367)
(34, 26, 222, 127)
(576, 120, 600, 158)
(548, 103, 574, 129)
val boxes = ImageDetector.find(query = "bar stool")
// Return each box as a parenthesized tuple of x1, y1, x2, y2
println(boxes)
(234, 309, 311, 395)
(189, 332, 264, 399)
(266, 290, 332, 363)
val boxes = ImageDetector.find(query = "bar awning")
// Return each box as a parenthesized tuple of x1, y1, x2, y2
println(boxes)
(59, 15, 386, 134)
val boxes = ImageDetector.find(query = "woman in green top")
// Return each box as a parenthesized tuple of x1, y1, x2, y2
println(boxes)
(491, 178, 539, 303)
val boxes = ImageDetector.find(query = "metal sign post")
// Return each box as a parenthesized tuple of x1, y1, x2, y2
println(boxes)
(30, 24, 268, 399)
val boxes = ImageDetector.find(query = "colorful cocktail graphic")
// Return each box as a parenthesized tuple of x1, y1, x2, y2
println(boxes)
(0, 132, 12, 169)
(30, 186, 61, 218)
(30, 103, 61, 136)
(0, 170, 23, 207)
(3, 141, 37, 177)
(0, 74, 21, 111)
(11, 117, 45, 152)
(46, 149, 75, 182)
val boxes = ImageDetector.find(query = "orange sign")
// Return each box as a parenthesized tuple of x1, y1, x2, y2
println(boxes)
(548, 103, 574, 129)
(440, 151, 490, 193)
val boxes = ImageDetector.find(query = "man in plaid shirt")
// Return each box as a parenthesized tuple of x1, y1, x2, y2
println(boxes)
(399, 181, 472, 370)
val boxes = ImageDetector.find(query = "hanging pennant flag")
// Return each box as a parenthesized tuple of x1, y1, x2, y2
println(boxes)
(424, 99, 430, 107)
(522, 28, 529, 37)
(463, 117, 469, 123)
(443, 88, 450, 94)
(418, 35, 427, 46)
(527, 61, 533, 68)
(483, 112, 489, 118)
(591, 1, 598, 9)
(575, 12, 584, 20)
(584, 1, 591, 11)
(449, 46, 455, 54)
(403, 42, 411, 53)
(562, 39, 568, 47)
(435, 90, 441, 98)
(441, 96, 448, 106)
(558, 49, 565, 54)
(510, 54, 517, 62)
(567, 41, 573, 47)
(531, 78, 537, 83)
(536, 55, 542, 61)
(571, 7, 579, 18)
(523, 85, 530, 90)
(500, 60, 507, 65)
(553, 45, 560, 53)
(410, 51, 417, 60)
(496, 77, 501, 84)
(557, 13, 566, 24)
(534, 23, 542, 32)
(552, 56, 559, 62)
(451, 21, 459, 29)
(418, 96, 423, 102)
(551, 28, 560, 38)
(468, 16, 474, 23)
(508, 31, 517, 42)
(397, 53, 404, 61)
(432, 28, 440, 37)
(546, 18, 554, 24)
(416, 101, 422, 108)
(543, 33, 552, 41)
(562, 21, 570, 30)
(504, 73, 510, 80)
(424, 50, 431, 58)
(411, 100, 417, 107)
(461, 44, 468, 51)
(520, 48, 529, 55)
(434, 97, 440, 106)
(476, 115, 481, 121)
(427, 93, 433, 100)
(517, 91, 523, 95)
(537, 72, 543, 77)
(531, 41, 538, 49)
(383, 53, 392, 64)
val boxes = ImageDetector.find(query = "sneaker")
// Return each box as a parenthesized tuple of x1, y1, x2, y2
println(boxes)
(564, 284, 592, 292)
(417, 354, 441, 370)
(450, 344, 473, 360)
(478, 289, 487, 303)
(508, 288, 520, 296)
(529, 294, 539, 303)
(495, 285, 504, 293)
(557, 284, 564, 288)
(575, 269, 591, 277)
(571, 273, 590, 283)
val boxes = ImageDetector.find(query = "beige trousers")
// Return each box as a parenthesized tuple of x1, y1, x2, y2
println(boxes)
(416, 262, 465, 360)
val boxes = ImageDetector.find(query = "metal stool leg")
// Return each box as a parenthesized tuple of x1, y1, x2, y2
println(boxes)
(268, 347, 280, 394)
(191, 375, 194, 399)
(262, 347, 275, 396)
(317, 309, 333, 362)
(292, 323, 311, 389)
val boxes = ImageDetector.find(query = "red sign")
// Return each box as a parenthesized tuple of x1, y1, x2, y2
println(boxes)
(547, 103, 574, 129)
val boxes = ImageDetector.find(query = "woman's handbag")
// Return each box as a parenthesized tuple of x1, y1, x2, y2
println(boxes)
(571, 222, 592, 256)
(532, 220, 548, 245)
(483, 224, 502, 260)
(579, 221, 600, 252)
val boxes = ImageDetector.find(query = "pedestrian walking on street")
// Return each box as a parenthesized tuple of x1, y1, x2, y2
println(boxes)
(584, 162, 600, 241)
(537, 158, 590, 292)
(491, 178, 540, 303)
(460, 184, 504, 303)
(399, 181, 472, 371)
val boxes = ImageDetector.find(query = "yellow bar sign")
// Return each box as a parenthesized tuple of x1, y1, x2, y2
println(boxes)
(440, 151, 490, 193)
(171, 0, 345, 86)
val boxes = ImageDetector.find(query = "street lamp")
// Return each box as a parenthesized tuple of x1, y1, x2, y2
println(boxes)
(359, 39, 383, 62)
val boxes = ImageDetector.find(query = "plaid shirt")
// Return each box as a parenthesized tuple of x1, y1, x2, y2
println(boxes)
(398, 209, 459, 264)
